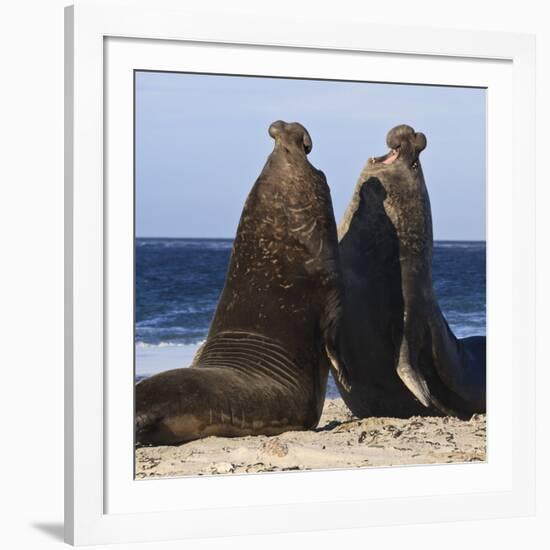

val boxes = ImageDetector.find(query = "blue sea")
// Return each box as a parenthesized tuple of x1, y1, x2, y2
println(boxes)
(136, 238, 486, 397)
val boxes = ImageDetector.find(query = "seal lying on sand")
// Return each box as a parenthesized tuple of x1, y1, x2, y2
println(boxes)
(136, 121, 350, 445)
(336, 124, 486, 419)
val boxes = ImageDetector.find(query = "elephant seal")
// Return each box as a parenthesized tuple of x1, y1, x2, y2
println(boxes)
(136, 120, 350, 445)
(336, 124, 486, 419)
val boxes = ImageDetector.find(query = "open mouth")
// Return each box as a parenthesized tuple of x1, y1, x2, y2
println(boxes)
(369, 147, 419, 170)
(370, 147, 400, 165)
(382, 148, 399, 164)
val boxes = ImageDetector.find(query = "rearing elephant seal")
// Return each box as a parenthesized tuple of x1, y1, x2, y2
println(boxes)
(336, 124, 486, 419)
(136, 120, 350, 445)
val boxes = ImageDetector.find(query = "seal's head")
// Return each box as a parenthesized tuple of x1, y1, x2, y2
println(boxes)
(370, 124, 427, 170)
(269, 120, 313, 155)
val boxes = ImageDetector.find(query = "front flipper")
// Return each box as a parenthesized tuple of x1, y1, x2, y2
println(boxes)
(395, 327, 460, 417)
(322, 287, 352, 392)
(396, 337, 431, 407)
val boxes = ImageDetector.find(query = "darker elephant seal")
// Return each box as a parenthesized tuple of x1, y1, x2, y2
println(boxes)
(336, 124, 486, 419)
(136, 120, 350, 445)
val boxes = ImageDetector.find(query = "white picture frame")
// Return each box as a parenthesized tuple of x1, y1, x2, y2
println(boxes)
(65, 0, 536, 545)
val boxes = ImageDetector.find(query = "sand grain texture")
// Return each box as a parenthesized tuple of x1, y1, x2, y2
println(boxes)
(136, 398, 486, 478)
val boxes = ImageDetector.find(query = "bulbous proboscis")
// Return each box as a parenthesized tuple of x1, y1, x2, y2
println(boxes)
(268, 120, 313, 154)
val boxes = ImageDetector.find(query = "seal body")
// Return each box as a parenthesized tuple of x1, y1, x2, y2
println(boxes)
(136, 121, 349, 445)
(336, 124, 486, 419)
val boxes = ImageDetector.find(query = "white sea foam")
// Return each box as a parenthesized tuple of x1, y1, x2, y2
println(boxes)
(135, 340, 204, 377)
(434, 241, 486, 249)
(453, 327, 486, 338)
(135, 325, 208, 335)
(135, 340, 205, 349)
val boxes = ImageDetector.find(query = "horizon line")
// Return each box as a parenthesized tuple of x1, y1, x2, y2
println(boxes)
(136, 236, 487, 242)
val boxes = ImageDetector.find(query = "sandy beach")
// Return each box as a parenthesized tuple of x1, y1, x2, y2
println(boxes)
(136, 398, 486, 478)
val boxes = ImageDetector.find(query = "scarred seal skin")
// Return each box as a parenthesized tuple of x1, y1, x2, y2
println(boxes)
(136, 121, 350, 445)
(336, 124, 486, 419)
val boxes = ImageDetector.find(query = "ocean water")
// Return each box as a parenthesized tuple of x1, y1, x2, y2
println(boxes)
(136, 238, 486, 397)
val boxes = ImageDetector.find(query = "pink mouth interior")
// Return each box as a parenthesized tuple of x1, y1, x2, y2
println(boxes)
(382, 149, 399, 165)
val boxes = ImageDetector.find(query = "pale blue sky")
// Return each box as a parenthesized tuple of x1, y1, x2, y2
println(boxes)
(136, 71, 486, 240)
